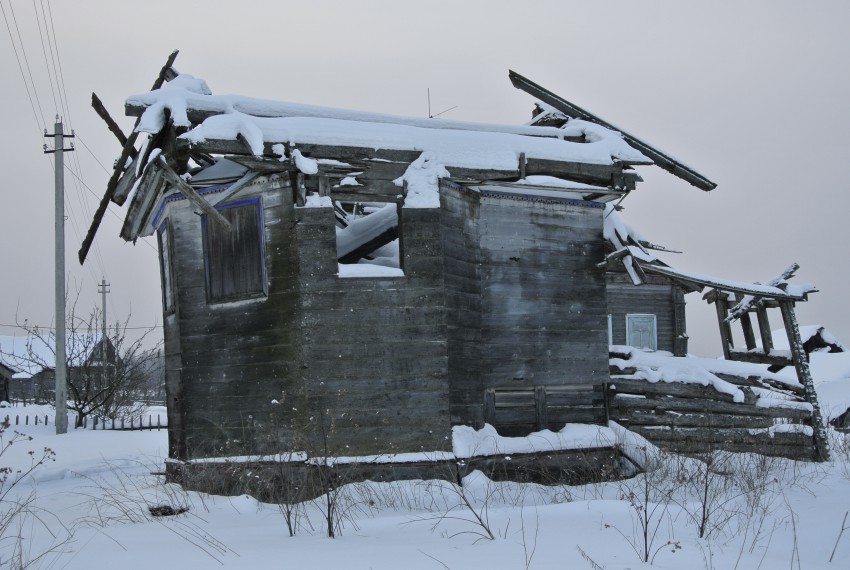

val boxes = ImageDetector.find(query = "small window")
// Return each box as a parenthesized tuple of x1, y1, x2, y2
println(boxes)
(157, 222, 175, 313)
(626, 314, 657, 351)
(203, 199, 265, 302)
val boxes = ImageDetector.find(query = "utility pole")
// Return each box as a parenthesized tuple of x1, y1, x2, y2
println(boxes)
(98, 278, 110, 345)
(44, 117, 74, 435)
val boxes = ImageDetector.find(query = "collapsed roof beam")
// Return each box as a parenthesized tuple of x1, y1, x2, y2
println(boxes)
(79, 50, 180, 265)
(508, 70, 717, 192)
(157, 156, 231, 231)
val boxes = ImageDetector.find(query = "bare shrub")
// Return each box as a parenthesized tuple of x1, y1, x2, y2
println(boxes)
(0, 417, 73, 569)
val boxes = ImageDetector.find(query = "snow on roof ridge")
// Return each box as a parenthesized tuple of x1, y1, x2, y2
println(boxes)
(128, 73, 650, 165)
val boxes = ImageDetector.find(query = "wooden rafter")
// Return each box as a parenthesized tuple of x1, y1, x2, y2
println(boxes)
(156, 157, 231, 230)
(79, 50, 180, 265)
(508, 69, 717, 191)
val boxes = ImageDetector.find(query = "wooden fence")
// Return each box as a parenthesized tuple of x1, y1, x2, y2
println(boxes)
(3, 413, 167, 431)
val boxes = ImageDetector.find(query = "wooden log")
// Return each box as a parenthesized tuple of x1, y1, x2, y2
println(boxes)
(780, 300, 830, 461)
(757, 306, 774, 353)
(610, 393, 813, 421)
(713, 372, 804, 397)
(727, 349, 794, 367)
(91, 92, 134, 154)
(615, 409, 775, 429)
(609, 377, 753, 404)
(740, 311, 757, 350)
(714, 294, 734, 360)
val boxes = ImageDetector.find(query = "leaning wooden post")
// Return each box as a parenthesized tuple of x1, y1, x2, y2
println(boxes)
(780, 300, 830, 461)
(713, 292, 734, 360)
(756, 306, 774, 353)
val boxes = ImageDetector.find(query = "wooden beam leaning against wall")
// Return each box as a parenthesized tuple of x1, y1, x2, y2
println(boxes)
(157, 156, 232, 231)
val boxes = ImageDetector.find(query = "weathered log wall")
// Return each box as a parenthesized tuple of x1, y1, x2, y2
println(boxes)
(608, 358, 817, 460)
(164, 176, 301, 459)
(163, 175, 451, 459)
(441, 182, 611, 433)
(606, 272, 687, 355)
(295, 205, 451, 456)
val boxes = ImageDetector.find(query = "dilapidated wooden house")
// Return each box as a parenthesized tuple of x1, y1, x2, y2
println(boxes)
(83, 55, 759, 463)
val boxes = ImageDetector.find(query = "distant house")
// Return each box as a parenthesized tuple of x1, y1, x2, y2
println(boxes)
(0, 362, 12, 403)
(87, 65, 726, 462)
(0, 334, 115, 403)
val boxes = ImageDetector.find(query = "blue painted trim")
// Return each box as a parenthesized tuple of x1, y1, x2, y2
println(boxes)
(150, 181, 236, 229)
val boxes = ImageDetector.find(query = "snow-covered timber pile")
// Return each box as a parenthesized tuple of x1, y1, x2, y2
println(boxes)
(608, 347, 817, 459)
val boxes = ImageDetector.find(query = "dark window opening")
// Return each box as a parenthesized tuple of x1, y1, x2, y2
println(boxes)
(203, 199, 265, 302)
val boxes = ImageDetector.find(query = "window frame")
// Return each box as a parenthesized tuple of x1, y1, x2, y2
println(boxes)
(625, 313, 658, 351)
(157, 220, 176, 314)
(201, 197, 267, 304)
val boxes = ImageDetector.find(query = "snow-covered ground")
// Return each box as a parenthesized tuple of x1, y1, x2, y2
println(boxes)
(3, 404, 850, 569)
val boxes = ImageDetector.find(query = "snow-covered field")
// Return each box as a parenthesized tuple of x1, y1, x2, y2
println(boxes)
(2, 405, 850, 569)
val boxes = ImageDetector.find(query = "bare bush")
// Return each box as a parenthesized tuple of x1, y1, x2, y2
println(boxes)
(1, 299, 161, 427)
(0, 417, 73, 569)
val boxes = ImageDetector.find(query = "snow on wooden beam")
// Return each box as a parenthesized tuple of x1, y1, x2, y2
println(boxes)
(726, 263, 802, 321)
(642, 264, 807, 301)
(508, 69, 717, 191)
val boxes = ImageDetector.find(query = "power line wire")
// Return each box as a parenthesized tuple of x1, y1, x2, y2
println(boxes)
(31, 0, 59, 115)
(1, 0, 44, 131)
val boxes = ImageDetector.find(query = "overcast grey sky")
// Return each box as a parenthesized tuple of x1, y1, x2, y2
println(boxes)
(1, 0, 848, 356)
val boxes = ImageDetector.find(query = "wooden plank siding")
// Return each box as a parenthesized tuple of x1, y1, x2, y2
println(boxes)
(161, 174, 624, 459)
(606, 273, 686, 355)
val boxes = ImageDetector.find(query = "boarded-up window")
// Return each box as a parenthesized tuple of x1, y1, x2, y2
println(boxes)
(157, 223, 175, 313)
(203, 199, 265, 302)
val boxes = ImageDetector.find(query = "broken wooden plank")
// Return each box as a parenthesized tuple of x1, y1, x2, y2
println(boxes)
(208, 171, 261, 207)
(80, 50, 180, 264)
(508, 69, 716, 191)
(727, 349, 794, 368)
(727, 263, 802, 321)
(157, 157, 231, 230)
(609, 377, 754, 404)
(91, 92, 134, 152)
(757, 306, 774, 354)
(610, 393, 813, 421)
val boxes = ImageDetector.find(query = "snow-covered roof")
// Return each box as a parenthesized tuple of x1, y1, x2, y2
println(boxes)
(127, 74, 650, 170)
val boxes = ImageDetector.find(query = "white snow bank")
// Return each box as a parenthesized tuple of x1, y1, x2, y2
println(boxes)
(451, 423, 617, 458)
(610, 346, 806, 402)
(337, 264, 404, 278)
(610, 346, 747, 403)
(762, 325, 847, 353)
